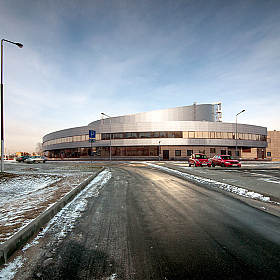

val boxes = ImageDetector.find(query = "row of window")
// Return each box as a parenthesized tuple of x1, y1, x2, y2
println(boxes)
(46, 147, 242, 158)
(101, 131, 182, 140)
(43, 131, 267, 147)
(185, 131, 266, 141)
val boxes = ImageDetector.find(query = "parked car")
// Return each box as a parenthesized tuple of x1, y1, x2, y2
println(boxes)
(211, 155, 241, 167)
(16, 155, 31, 162)
(26, 156, 46, 163)
(189, 153, 212, 167)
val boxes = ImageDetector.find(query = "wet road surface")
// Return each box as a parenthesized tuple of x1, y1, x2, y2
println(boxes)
(10, 163, 280, 279)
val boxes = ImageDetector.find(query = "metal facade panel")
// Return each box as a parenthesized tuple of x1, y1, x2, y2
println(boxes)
(44, 121, 267, 142)
(88, 104, 214, 125)
(43, 105, 268, 152)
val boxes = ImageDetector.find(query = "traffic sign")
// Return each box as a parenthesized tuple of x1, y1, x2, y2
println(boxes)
(89, 130, 96, 138)
(89, 139, 96, 143)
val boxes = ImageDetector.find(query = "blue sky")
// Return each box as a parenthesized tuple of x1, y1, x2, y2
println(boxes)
(1, 0, 280, 153)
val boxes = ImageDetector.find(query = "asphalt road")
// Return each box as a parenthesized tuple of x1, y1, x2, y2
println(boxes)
(10, 163, 280, 279)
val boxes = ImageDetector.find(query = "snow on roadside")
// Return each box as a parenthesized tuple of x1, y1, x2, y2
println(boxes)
(0, 256, 24, 280)
(35, 168, 112, 246)
(0, 174, 63, 204)
(0, 172, 94, 244)
(146, 163, 277, 204)
(0, 169, 112, 280)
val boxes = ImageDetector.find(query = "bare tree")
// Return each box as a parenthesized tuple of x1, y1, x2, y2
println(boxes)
(35, 142, 43, 155)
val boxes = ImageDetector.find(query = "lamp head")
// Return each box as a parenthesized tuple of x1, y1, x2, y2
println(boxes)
(16, 43, 23, 48)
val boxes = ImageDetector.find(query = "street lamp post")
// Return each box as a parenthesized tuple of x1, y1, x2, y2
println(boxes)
(235, 109, 245, 159)
(1, 39, 23, 172)
(159, 140, 161, 161)
(101, 112, 111, 163)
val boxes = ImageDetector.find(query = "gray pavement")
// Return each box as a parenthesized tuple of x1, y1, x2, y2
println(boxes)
(158, 161, 280, 202)
(8, 163, 280, 279)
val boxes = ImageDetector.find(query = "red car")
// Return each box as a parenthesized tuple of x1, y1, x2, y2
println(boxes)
(211, 155, 241, 167)
(189, 153, 212, 167)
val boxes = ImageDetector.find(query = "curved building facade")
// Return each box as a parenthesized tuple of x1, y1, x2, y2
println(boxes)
(42, 103, 267, 160)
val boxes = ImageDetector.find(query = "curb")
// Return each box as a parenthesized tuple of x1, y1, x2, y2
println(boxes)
(0, 167, 105, 266)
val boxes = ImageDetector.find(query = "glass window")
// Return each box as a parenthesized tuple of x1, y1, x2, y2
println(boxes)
(153, 132, 160, 138)
(221, 132, 227, 139)
(210, 148, 216, 153)
(146, 132, 152, 138)
(221, 155, 234, 160)
(168, 132, 174, 138)
(267, 152, 271, 157)
(189, 131, 195, 138)
(160, 132, 166, 138)
(174, 131, 182, 138)
(187, 150, 193, 156)
(202, 131, 208, 138)
(210, 132, 215, 139)
(221, 150, 227, 155)
(140, 132, 146, 138)
(196, 154, 207, 159)
(131, 132, 138, 139)
(125, 132, 132, 139)
(175, 150, 181, 156)
(196, 131, 203, 138)
(101, 133, 110, 140)
(216, 132, 221, 139)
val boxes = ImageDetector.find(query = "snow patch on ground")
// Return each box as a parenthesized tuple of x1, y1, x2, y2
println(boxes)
(26, 169, 111, 248)
(106, 273, 117, 280)
(0, 174, 63, 204)
(258, 177, 280, 184)
(0, 256, 25, 280)
(146, 163, 278, 204)
(0, 169, 112, 279)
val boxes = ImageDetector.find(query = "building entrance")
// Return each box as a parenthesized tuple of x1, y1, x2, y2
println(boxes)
(163, 150, 169, 160)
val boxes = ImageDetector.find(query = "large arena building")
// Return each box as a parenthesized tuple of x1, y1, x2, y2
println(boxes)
(42, 103, 267, 160)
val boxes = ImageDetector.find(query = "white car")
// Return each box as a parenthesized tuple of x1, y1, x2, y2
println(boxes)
(26, 156, 46, 163)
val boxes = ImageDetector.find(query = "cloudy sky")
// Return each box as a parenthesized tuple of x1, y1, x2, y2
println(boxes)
(1, 0, 280, 154)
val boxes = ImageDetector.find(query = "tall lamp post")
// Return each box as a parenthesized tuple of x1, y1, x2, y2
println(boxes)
(101, 112, 111, 163)
(1, 39, 23, 172)
(235, 109, 245, 159)
(159, 140, 161, 162)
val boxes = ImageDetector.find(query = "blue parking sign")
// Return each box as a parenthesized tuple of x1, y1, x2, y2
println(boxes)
(89, 130, 96, 138)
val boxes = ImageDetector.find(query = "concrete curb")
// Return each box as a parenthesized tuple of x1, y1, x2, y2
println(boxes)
(0, 167, 105, 266)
